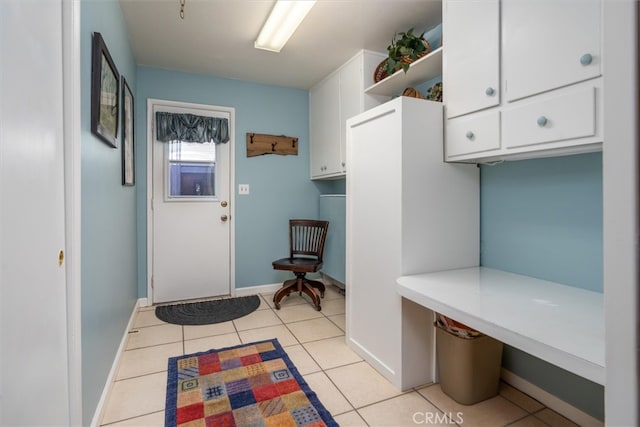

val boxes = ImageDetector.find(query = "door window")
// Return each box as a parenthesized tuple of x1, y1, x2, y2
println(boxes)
(166, 140, 216, 199)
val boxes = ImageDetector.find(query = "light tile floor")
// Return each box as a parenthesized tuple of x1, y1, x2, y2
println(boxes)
(100, 286, 579, 426)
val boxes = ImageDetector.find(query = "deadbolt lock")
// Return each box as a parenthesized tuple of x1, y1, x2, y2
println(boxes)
(221, 201, 228, 207)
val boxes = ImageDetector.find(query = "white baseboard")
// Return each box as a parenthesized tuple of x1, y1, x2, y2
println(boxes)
(233, 278, 341, 298)
(501, 369, 603, 427)
(234, 283, 283, 297)
(138, 297, 149, 307)
(90, 298, 144, 427)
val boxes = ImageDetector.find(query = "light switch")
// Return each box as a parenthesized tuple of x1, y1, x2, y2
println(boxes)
(238, 184, 250, 195)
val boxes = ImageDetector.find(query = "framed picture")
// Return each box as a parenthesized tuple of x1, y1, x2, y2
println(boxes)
(121, 77, 135, 186)
(91, 32, 120, 148)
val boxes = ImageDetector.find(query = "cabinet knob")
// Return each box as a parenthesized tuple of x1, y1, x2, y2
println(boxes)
(485, 87, 495, 96)
(537, 116, 548, 127)
(341, 162, 345, 167)
(466, 131, 475, 140)
(580, 53, 593, 66)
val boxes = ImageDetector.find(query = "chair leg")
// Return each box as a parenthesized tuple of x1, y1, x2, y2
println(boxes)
(300, 282, 322, 311)
(273, 274, 324, 311)
(305, 279, 326, 298)
(273, 278, 299, 310)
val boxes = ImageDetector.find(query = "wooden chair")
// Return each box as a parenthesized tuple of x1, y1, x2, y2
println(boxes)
(272, 219, 329, 311)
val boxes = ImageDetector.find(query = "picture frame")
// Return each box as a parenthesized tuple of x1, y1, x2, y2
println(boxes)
(121, 77, 135, 186)
(91, 32, 120, 148)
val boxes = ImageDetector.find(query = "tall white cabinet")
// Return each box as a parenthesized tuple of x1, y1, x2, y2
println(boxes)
(346, 96, 479, 389)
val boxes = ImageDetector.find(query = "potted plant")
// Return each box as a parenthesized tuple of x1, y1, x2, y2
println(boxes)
(383, 28, 431, 76)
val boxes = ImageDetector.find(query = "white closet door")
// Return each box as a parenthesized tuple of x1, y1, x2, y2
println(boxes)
(1, 0, 70, 424)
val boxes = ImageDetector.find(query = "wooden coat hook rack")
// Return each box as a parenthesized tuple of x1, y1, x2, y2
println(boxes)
(246, 133, 298, 157)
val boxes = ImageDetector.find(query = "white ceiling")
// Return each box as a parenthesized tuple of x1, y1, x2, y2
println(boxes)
(119, 0, 442, 89)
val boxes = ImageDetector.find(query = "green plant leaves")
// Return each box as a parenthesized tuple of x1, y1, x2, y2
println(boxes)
(384, 27, 428, 75)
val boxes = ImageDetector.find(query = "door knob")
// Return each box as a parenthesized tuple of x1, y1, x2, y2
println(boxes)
(221, 214, 229, 222)
(221, 200, 228, 207)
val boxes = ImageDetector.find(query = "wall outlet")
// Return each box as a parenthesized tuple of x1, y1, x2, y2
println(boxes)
(238, 184, 250, 195)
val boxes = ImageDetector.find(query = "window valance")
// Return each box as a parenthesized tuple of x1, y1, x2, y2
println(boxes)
(155, 112, 229, 144)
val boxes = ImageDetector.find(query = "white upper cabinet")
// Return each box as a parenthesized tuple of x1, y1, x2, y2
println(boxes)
(503, 0, 601, 102)
(339, 56, 367, 174)
(310, 50, 388, 179)
(443, 0, 604, 162)
(444, 0, 500, 118)
(310, 74, 341, 178)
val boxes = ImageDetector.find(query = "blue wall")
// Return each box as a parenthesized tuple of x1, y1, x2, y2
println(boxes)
(81, 0, 138, 424)
(480, 152, 604, 419)
(135, 67, 320, 297)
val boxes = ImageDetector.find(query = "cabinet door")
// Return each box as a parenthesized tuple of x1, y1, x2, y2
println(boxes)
(339, 56, 364, 173)
(347, 105, 403, 384)
(503, 0, 601, 102)
(444, 0, 500, 119)
(309, 74, 341, 178)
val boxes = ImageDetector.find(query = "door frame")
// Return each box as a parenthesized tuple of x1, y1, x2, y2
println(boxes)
(62, 0, 82, 423)
(146, 98, 236, 304)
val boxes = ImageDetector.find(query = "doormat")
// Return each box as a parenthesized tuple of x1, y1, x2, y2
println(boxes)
(165, 339, 338, 427)
(155, 295, 261, 325)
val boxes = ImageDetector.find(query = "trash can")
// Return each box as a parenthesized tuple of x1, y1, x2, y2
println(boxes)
(435, 316, 503, 405)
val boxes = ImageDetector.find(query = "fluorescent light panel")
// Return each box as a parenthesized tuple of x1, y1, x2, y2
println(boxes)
(255, 0, 316, 52)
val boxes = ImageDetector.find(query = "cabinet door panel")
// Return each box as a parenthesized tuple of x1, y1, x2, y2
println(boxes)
(503, 86, 596, 149)
(503, 0, 601, 102)
(339, 58, 363, 173)
(444, 0, 500, 118)
(446, 110, 501, 158)
(310, 75, 341, 177)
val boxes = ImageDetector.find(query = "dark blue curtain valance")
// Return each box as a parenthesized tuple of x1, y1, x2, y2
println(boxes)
(155, 112, 229, 144)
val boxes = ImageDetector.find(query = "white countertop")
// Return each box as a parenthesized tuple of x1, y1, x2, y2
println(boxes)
(397, 267, 604, 385)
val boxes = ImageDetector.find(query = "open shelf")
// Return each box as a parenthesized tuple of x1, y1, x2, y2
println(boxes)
(364, 47, 443, 96)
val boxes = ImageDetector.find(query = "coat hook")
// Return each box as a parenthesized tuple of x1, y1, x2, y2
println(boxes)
(292, 138, 297, 148)
(271, 141, 278, 151)
(249, 133, 255, 144)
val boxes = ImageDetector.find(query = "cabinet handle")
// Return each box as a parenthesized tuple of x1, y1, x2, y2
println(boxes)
(466, 131, 475, 140)
(485, 87, 495, 96)
(537, 116, 548, 127)
(580, 53, 593, 66)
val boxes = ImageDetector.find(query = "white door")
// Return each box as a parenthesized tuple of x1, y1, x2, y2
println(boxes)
(1, 0, 70, 424)
(150, 101, 233, 303)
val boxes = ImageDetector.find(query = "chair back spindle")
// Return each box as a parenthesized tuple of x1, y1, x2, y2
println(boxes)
(289, 219, 329, 262)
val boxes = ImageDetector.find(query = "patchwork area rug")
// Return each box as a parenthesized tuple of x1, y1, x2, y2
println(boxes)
(156, 295, 261, 325)
(165, 339, 338, 427)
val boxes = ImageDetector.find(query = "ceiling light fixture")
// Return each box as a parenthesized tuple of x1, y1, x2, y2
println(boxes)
(254, 0, 316, 53)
